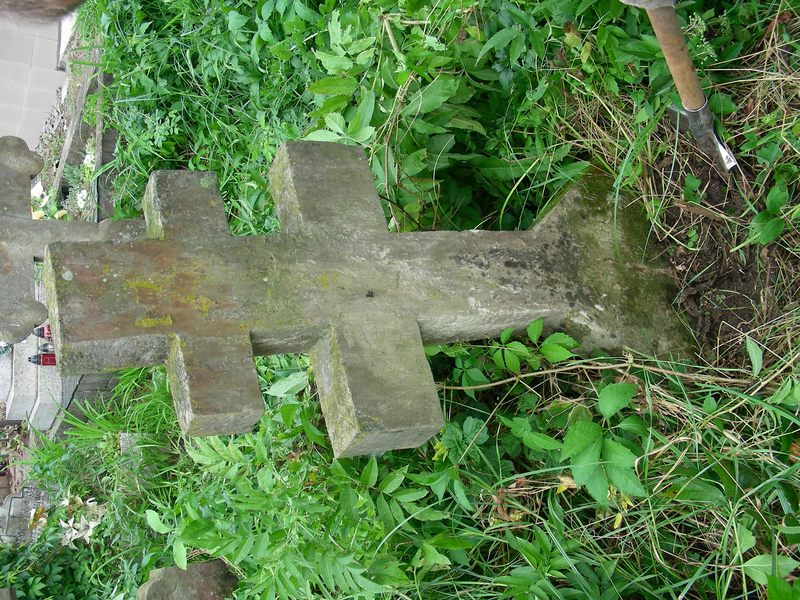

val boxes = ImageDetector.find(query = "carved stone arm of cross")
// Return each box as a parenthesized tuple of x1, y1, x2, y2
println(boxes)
(269, 142, 445, 455)
(0, 136, 144, 344)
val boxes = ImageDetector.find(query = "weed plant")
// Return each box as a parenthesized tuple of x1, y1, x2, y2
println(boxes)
(4, 323, 799, 598)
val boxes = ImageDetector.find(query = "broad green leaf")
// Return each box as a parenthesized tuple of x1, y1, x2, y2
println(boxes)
(605, 465, 646, 497)
(448, 116, 487, 135)
(378, 469, 406, 495)
(509, 34, 525, 63)
(617, 415, 648, 436)
(750, 211, 786, 245)
(265, 371, 308, 397)
(403, 77, 459, 115)
(496, 348, 521, 374)
(146, 510, 171, 534)
(231, 535, 255, 564)
(252, 532, 270, 559)
(351, 90, 376, 131)
(561, 420, 602, 461)
(584, 463, 609, 504)
(308, 76, 358, 96)
(500, 326, 514, 343)
(745, 336, 763, 377)
(402, 148, 428, 176)
(527, 318, 544, 343)
(522, 431, 562, 451)
(736, 521, 757, 555)
(393, 488, 428, 503)
(324, 113, 346, 134)
(767, 576, 798, 600)
(743, 554, 800, 585)
(477, 28, 523, 62)
(709, 92, 738, 115)
(570, 436, 603, 486)
(304, 129, 342, 142)
(227, 10, 248, 32)
(412, 543, 451, 569)
(500, 415, 531, 439)
(463, 367, 489, 385)
(769, 378, 800, 407)
(462, 416, 489, 446)
(702, 394, 718, 413)
(598, 382, 638, 420)
(767, 179, 789, 214)
(415, 508, 449, 521)
(173, 540, 187, 570)
(315, 50, 353, 74)
(602, 438, 637, 469)
(543, 332, 579, 349)
(540, 343, 573, 364)
(361, 456, 379, 487)
(292, 0, 319, 22)
(451, 478, 473, 511)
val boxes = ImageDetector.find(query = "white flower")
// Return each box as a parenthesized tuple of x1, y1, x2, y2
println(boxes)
(31, 182, 43, 198)
(83, 152, 95, 166)
(58, 494, 106, 548)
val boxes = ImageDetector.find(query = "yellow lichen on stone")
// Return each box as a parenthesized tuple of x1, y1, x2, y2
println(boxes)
(179, 294, 215, 317)
(135, 316, 173, 328)
(126, 279, 165, 293)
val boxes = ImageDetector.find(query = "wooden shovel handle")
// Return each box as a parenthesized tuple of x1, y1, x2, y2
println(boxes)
(646, 7, 706, 111)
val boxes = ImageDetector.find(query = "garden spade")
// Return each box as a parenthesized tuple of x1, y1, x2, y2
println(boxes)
(621, 0, 737, 171)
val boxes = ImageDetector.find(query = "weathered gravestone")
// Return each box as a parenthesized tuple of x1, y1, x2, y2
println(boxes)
(0, 136, 144, 345)
(44, 141, 689, 457)
(0, 136, 128, 432)
(135, 559, 238, 600)
(0, 484, 48, 546)
(0, 588, 17, 600)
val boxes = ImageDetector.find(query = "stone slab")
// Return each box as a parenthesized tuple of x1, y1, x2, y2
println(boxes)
(136, 559, 238, 600)
(6, 337, 38, 421)
(29, 360, 61, 430)
(0, 350, 11, 404)
(45, 141, 690, 457)
(0, 588, 17, 600)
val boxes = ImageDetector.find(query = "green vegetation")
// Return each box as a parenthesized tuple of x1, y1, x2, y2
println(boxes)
(3, 0, 799, 598)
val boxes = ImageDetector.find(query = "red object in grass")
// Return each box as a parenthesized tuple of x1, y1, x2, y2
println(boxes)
(28, 353, 56, 366)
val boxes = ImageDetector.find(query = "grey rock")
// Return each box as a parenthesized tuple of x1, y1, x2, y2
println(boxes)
(135, 560, 238, 600)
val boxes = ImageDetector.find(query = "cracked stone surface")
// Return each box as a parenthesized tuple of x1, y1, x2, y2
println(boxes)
(44, 141, 690, 457)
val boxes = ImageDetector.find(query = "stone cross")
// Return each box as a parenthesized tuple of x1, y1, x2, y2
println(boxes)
(44, 141, 687, 457)
(0, 136, 144, 344)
